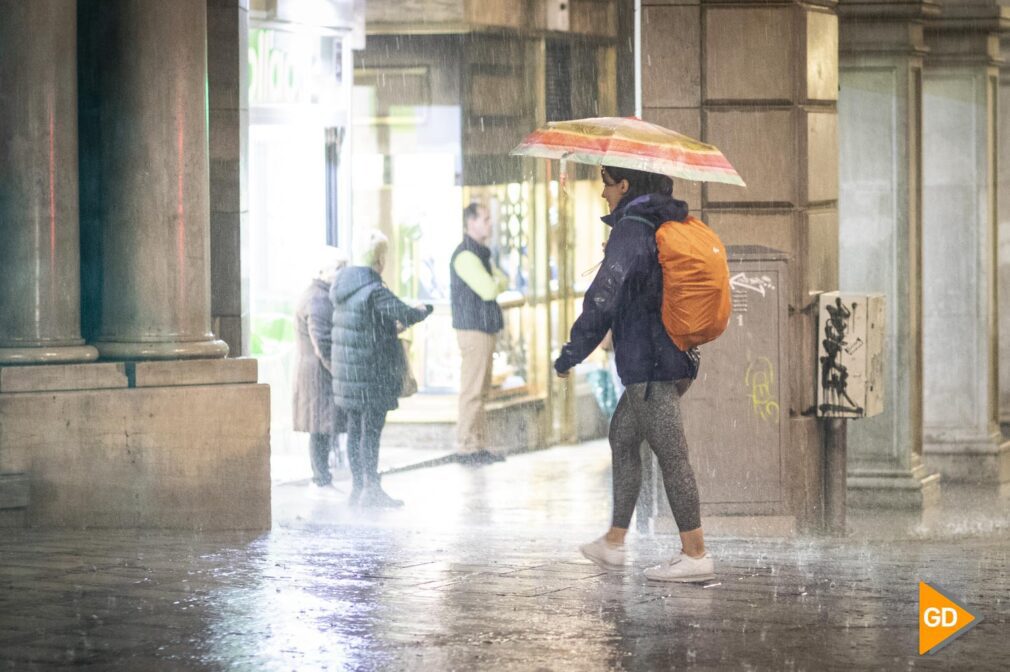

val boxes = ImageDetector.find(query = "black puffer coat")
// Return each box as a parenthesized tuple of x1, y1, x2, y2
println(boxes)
(330, 266, 431, 411)
(292, 277, 346, 434)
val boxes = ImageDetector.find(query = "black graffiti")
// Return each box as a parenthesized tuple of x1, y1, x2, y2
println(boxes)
(819, 298, 864, 416)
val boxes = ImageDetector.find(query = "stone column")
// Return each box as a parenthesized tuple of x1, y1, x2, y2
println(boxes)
(207, 0, 250, 357)
(642, 0, 840, 530)
(999, 35, 1010, 432)
(837, 1, 941, 507)
(79, 0, 228, 360)
(0, 1, 97, 364)
(922, 1, 1010, 483)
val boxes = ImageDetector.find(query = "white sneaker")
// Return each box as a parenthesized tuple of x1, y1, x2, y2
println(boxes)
(580, 536, 625, 570)
(643, 552, 715, 583)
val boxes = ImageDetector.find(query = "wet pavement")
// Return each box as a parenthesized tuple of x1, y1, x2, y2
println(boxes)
(1, 440, 1009, 670)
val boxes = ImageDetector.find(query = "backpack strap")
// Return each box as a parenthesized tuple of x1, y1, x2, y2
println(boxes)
(619, 214, 657, 230)
(621, 214, 694, 230)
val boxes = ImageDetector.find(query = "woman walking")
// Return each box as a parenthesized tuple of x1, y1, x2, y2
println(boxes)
(330, 230, 433, 507)
(553, 165, 713, 582)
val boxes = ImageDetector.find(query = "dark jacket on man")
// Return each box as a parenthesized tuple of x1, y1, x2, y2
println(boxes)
(330, 266, 431, 412)
(554, 193, 698, 386)
(293, 277, 346, 435)
(450, 235, 504, 333)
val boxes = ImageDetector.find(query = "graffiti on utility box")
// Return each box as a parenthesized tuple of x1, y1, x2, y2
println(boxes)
(816, 292, 885, 419)
(745, 356, 780, 423)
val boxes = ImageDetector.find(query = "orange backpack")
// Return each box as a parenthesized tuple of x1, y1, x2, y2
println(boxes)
(653, 216, 732, 350)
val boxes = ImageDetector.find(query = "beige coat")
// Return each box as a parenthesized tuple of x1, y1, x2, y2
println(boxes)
(292, 278, 346, 434)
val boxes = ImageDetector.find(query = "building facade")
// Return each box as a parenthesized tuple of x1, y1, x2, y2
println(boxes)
(1, 0, 1008, 532)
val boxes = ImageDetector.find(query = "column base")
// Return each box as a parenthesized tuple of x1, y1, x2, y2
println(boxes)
(924, 432, 1010, 484)
(847, 464, 941, 509)
(0, 360, 269, 530)
(0, 344, 99, 365)
(92, 338, 229, 361)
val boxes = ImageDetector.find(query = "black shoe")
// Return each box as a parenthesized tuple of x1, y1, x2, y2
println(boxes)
(348, 487, 362, 506)
(360, 484, 404, 508)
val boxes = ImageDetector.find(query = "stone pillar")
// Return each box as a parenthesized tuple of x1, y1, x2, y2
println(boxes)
(642, 0, 839, 530)
(207, 0, 251, 357)
(999, 35, 1010, 432)
(79, 0, 228, 360)
(837, 1, 941, 507)
(922, 2, 1010, 483)
(0, 1, 97, 364)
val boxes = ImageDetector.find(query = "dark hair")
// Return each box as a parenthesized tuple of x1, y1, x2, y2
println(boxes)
(462, 202, 483, 230)
(602, 165, 673, 205)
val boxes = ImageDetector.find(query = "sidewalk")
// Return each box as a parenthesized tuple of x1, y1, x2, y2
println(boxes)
(1, 440, 1008, 670)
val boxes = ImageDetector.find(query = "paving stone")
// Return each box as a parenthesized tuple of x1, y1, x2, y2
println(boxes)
(0, 443, 1008, 669)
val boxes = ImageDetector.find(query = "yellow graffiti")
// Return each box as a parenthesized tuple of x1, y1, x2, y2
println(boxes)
(745, 357, 780, 423)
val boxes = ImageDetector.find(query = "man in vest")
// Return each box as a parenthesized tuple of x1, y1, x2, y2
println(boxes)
(450, 202, 508, 465)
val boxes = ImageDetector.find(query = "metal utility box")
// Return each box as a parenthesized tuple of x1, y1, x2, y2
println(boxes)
(817, 292, 885, 418)
(647, 246, 793, 531)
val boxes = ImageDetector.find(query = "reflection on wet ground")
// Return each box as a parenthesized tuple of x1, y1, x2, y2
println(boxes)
(1, 441, 1008, 670)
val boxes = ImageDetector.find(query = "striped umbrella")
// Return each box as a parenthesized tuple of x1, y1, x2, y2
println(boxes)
(510, 116, 745, 187)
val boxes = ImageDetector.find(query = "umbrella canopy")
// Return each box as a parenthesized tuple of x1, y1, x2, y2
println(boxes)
(510, 116, 745, 187)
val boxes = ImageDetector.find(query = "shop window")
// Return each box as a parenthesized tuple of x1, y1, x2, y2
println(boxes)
(352, 61, 464, 393)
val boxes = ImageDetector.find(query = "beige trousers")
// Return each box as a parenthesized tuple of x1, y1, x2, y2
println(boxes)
(456, 330, 496, 453)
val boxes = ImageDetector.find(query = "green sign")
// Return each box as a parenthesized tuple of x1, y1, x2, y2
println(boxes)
(249, 28, 340, 107)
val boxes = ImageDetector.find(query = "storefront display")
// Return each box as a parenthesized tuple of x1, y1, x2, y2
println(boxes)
(247, 14, 356, 455)
(352, 31, 616, 443)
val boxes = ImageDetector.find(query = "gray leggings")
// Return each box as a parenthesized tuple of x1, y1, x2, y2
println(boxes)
(609, 380, 701, 532)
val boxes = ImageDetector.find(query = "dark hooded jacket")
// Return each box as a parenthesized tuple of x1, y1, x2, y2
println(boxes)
(330, 266, 431, 412)
(554, 193, 698, 386)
